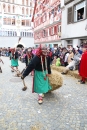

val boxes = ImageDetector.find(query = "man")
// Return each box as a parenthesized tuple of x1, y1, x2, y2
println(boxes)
(63, 48, 69, 67)
(61, 47, 81, 74)
(21, 45, 52, 104)
(79, 45, 87, 84)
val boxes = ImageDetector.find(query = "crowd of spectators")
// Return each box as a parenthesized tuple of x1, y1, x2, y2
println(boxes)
(0, 44, 85, 73)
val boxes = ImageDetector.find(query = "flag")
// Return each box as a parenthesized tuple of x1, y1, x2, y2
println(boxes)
(32, 0, 37, 22)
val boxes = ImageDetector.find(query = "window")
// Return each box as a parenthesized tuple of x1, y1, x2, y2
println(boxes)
(3, 18, 7, 25)
(58, 4, 61, 13)
(22, 7, 24, 14)
(54, 26, 58, 35)
(26, 20, 29, 26)
(30, 9, 32, 15)
(3, 4, 6, 12)
(68, 7, 73, 24)
(74, 1, 86, 22)
(43, 30, 46, 37)
(26, 0, 28, 5)
(22, 0, 24, 5)
(30, 2, 32, 7)
(13, 6, 15, 13)
(8, 18, 11, 25)
(51, 27, 54, 35)
(12, 19, 15, 25)
(26, 8, 28, 15)
(8, 5, 10, 13)
(22, 20, 25, 26)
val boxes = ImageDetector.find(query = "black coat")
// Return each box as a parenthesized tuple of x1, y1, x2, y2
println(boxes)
(23, 55, 51, 78)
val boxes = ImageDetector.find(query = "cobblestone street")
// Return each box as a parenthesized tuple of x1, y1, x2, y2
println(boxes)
(0, 57, 87, 130)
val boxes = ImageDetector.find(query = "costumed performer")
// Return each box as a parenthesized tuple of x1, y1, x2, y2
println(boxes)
(10, 48, 19, 72)
(79, 45, 87, 84)
(21, 45, 52, 104)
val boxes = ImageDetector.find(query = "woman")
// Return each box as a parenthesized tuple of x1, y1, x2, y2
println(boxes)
(68, 49, 74, 64)
(21, 45, 52, 104)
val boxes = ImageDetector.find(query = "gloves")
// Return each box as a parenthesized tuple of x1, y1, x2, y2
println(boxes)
(21, 75, 24, 80)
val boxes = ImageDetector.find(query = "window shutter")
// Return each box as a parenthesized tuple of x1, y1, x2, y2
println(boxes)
(68, 7, 73, 24)
(49, 28, 51, 36)
(54, 26, 57, 35)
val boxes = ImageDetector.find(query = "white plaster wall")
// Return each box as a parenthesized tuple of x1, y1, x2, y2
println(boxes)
(0, 37, 34, 47)
(61, 1, 87, 39)
(73, 39, 81, 48)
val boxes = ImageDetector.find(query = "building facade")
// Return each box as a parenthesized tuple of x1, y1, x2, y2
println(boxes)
(33, 0, 61, 48)
(0, 0, 34, 47)
(61, 0, 87, 48)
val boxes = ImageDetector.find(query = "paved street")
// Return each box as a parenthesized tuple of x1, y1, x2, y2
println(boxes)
(0, 57, 87, 130)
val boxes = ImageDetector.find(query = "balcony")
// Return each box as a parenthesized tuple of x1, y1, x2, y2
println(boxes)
(64, 0, 74, 5)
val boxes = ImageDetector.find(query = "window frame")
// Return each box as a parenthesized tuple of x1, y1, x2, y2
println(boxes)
(74, 0, 86, 22)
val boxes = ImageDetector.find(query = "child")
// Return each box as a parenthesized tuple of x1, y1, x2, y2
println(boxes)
(56, 57, 61, 66)
(52, 56, 57, 65)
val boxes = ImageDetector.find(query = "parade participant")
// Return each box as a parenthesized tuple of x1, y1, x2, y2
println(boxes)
(79, 45, 87, 84)
(11, 48, 19, 72)
(0, 57, 4, 73)
(21, 45, 52, 104)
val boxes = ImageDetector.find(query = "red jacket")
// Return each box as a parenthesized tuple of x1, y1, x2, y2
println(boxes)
(79, 50, 87, 78)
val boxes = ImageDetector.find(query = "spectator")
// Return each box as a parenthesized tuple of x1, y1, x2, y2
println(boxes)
(56, 57, 61, 66)
(61, 47, 81, 74)
(68, 49, 74, 64)
(77, 12, 82, 20)
(63, 49, 69, 67)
